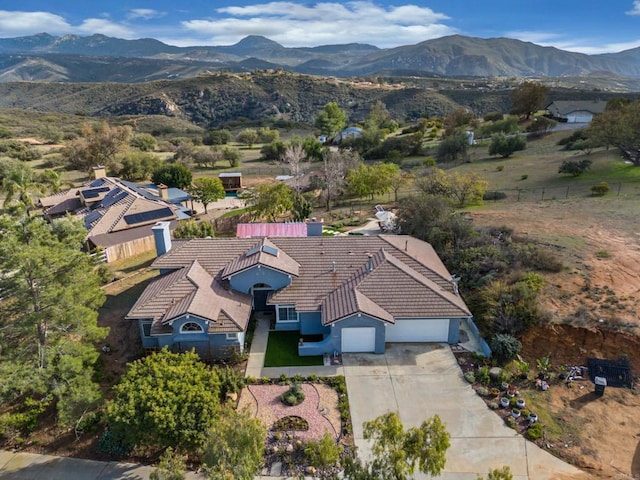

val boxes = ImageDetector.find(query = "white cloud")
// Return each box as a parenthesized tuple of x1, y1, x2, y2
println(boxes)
(127, 9, 166, 20)
(506, 30, 640, 54)
(76, 18, 134, 38)
(0, 10, 71, 37)
(183, 1, 455, 48)
(626, 1, 640, 15)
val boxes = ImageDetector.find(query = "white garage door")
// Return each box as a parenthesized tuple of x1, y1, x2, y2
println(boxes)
(342, 327, 376, 353)
(385, 319, 449, 343)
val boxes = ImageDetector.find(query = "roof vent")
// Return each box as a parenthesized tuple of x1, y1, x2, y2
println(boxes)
(331, 261, 336, 273)
(366, 254, 373, 273)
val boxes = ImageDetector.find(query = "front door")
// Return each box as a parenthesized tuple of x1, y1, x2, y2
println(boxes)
(252, 287, 275, 314)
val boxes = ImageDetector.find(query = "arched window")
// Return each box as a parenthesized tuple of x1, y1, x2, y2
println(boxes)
(180, 321, 203, 333)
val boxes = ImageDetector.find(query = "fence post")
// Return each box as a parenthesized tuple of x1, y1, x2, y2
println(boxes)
(517, 189, 521, 202)
(617, 183, 622, 196)
(566, 186, 569, 199)
(541, 188, 545, 201)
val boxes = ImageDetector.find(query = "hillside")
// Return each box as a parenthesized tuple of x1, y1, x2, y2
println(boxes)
(2, 33, 640, 83)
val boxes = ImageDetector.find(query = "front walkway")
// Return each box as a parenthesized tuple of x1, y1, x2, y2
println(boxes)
(245, 313, 344, 379)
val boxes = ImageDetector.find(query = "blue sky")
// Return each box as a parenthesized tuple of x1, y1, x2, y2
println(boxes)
(1, 1, 640, 54)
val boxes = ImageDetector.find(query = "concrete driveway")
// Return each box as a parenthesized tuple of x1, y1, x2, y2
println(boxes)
(343, 344, 586, 480)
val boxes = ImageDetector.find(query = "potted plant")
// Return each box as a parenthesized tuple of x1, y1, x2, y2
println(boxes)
(511, 408, 521, 418)
(528, 412, 538, 423)
(500, 397, 510, 408)
(507, 384, 518, 397)
(516, 398, 526, 408)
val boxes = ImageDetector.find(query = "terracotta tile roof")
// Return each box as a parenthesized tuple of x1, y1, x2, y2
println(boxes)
(126, 260, 252, 335)
(321, 248, 470, 324)
(39, 188, 81, 209)
(150, 235, 470, 323)
(546, 100, 607, 116)
(221, 238, 300, 278)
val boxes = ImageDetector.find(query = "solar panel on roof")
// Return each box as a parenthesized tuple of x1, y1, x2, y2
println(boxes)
(84, 211, 102, 225)
(123, 207, 174, 225)
(246, 245, 261, 257)
(262, 245, 279, 257)
(98, 188, 127, 208)
(81, 186, 110, 199)
(89, 179, 106, 187)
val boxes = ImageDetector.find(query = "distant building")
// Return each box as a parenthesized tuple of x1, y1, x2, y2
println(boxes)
(545, 100, 607, 123)
(38, 167, 191, 263)
(218, 172, 243, 193)
(333, 126, 363, 144)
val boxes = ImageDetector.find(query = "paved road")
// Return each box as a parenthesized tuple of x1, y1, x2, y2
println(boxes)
(343, 344, 587, 480)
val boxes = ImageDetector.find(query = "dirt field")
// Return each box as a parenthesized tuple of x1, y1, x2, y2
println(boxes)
(468, 196, 640, 479)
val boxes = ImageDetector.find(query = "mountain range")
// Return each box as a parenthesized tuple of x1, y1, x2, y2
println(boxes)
(2, 33, 640, 83)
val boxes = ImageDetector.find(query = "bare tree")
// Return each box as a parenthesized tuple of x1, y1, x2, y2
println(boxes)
(321, 149, 361, 212)
(281, 144, 308, 193)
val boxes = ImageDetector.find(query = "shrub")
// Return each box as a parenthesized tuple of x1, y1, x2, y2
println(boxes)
(496, 165, 504, 172)
(281, 382, 305, 406)
(464, 372, 476, 383)
(520, 174, 528, 180)
(490, 334, 522, 360)
(476, 386, 490, 396)
(527, 422, 543, 440)
(518, 272, 545, 292)
(489, 402, 499, 410)
(477, 366, 491, 385)
(558, 159, 592, 177)
(483, 191, 507, 201)
(217, 366, 246, 402)
(98, 429, 132, 457)
(505, 416, 516, 429)
(591, 181, 610, 196)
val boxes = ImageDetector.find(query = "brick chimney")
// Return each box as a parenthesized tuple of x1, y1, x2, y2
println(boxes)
(158, 183, 169, 201)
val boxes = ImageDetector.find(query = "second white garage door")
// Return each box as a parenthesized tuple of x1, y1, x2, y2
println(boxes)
(342, 327, 376, 353)
(385, 319, 449, 343)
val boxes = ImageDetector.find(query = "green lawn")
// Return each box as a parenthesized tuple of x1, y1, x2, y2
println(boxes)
(264, 331, 324, 367)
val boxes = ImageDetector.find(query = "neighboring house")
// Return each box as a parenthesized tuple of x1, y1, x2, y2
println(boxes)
(332, 126, 363, 144)
(127, 222, 472, 361)
(545, 100, 607, 123)
(38, 167, 192, 263)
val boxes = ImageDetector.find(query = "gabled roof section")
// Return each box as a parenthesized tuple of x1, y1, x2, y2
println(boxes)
(221, 237, 300, 278)
(322, 248, 470, 325)
(546, 100, 606, 116)
(126, 260, 252, 334)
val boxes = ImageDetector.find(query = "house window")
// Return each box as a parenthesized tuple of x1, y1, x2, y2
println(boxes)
(278, 305, 297, 323)
(180, 321, 204, 333)
(226, 332, 238, 340)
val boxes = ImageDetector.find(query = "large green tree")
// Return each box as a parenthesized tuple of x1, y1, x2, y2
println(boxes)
(488, 133, 526, 158)
(63, 122, 132, 173)
(105, 348, 221, 451)
(588, 100, 640, 165)
(152, 163, 193, 189)
(315, 102, 348, 137)
(511, 82, 549, 119)
(172, 219, 216, 239)
(346, 162, 400, 200)
(117, 151, 162, 181)
(345, 411, 450, 480)
(202, 407, 266, 480)
(0, 215, 107, 425)
(248, 182, 294, 222)
(189, 177, 225, 213)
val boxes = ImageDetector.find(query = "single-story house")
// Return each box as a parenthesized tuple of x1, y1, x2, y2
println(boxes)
(219, 172, 243, 193)
(38, 167, 192, 263)
(332, 126, 363, 145)
(545, 100, 606, 123)
(126, 222, 472, 361)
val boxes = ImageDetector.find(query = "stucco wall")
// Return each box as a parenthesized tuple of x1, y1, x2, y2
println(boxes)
(299, 311, 329, 335)
(228, 265, 291, 294)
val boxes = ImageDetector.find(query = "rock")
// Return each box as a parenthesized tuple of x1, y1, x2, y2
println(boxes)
(489, 367, 503, 381)
(226, 392, 238, 402)
(306, 466, 317, 475)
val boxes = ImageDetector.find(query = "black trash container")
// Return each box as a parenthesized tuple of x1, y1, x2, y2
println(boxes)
(594, 376, 607, 396)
